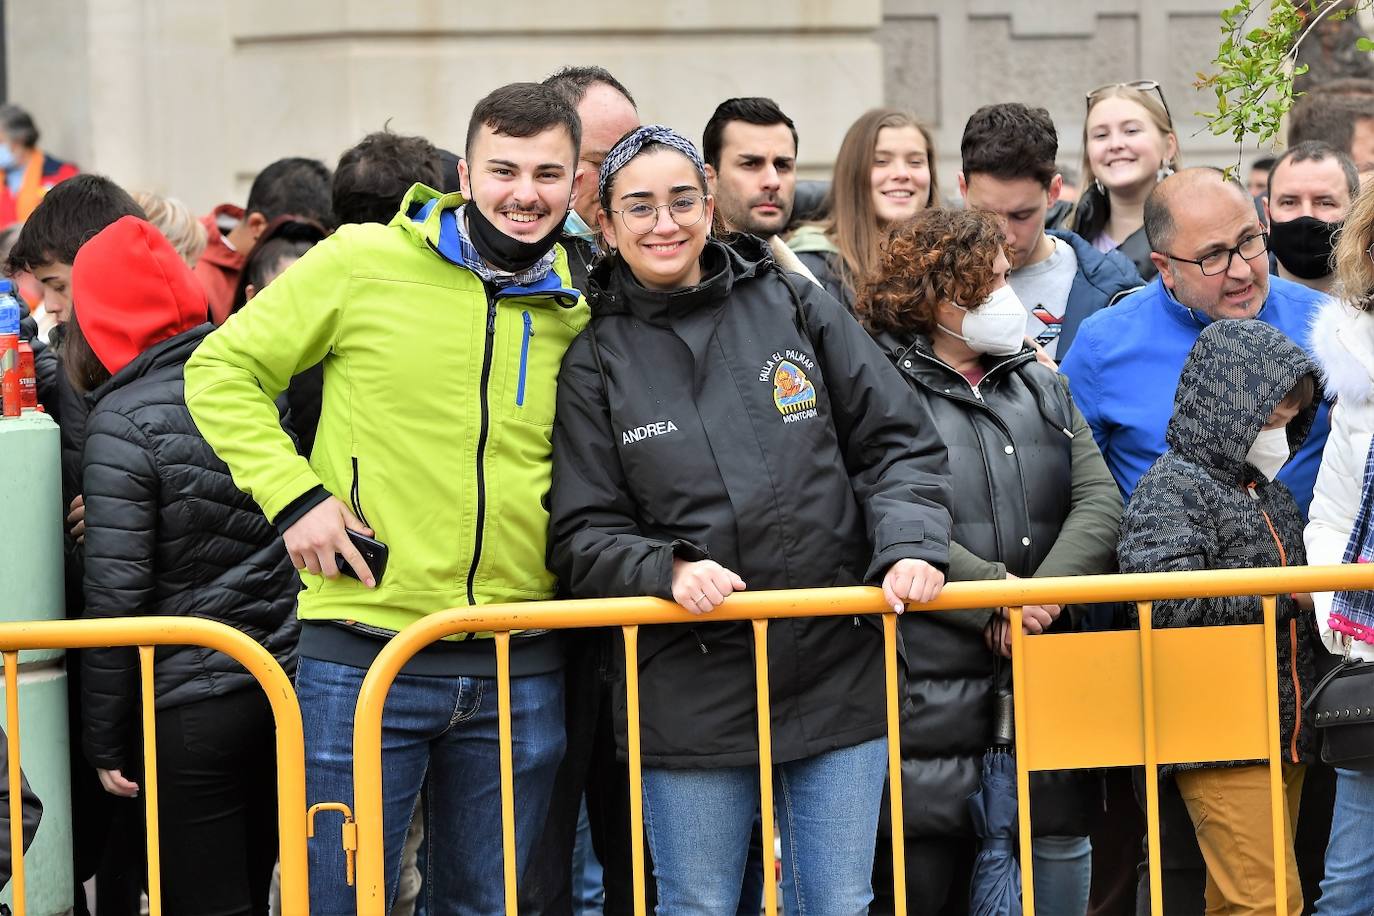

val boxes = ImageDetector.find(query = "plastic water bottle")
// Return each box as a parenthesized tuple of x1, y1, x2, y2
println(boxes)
(0, 280, 20, 418)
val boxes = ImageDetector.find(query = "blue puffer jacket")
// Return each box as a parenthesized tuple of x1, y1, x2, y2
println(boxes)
(1047, 229, 1143, 357)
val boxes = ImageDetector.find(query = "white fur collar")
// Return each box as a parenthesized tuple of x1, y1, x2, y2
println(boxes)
(1311, 296, 1374, 406)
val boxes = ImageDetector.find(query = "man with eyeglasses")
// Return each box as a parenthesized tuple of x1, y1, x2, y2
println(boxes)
(542, 66, 640, 291)
(1061, 167, 1332, 511)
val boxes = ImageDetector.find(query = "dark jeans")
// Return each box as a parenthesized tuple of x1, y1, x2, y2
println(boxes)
(155, 688, 279, 916)
(520, 632, 656, 915)
(69, 651, 144, 916)
(871, 835, 978, 916)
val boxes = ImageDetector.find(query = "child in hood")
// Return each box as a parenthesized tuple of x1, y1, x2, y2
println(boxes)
(1118, 318, 1319, 915)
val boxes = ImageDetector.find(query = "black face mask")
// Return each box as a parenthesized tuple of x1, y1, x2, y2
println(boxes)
(1269, 215, 1341, 280)
(464, 179, 569, 274)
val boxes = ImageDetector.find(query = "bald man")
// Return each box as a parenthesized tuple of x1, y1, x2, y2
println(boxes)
(1060, 167, 1331, 510)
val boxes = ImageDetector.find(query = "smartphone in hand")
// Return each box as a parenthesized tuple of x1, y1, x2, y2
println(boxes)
(335, 530, 389, 586)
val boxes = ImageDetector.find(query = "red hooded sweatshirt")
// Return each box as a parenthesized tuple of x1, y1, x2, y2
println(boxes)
(193, 203, 246, 325)
(72, 216, 209, 375)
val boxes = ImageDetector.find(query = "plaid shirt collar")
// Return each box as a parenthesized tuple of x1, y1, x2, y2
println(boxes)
(451, 205, 555, 288)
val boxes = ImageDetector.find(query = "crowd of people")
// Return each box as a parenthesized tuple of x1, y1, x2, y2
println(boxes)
(6, 62, 1374, 916)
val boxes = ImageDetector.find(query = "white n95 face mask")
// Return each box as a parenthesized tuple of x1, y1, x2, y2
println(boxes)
(937, 284, 1028, 357)
(1246, 426, 1291, 482)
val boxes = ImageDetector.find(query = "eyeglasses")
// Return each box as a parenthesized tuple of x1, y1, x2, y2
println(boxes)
(611, 194, 709, 235)
(1165, 232, 1269, 277)
(1086, 79, 1172, 122)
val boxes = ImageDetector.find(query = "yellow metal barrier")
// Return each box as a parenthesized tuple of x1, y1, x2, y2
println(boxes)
(0, 617, 308, 916)
(350, 564, 1374, 916)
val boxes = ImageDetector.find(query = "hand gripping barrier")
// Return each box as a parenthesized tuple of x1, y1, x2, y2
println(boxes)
(346, 564, 1374, 916)
(0, 617, 308, 916)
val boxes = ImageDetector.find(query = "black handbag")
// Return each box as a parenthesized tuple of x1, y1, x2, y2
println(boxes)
(1304, 649, 1374, 769)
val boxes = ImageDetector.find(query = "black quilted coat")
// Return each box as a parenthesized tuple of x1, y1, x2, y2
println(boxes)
(80, 325, 299, 771)
(874, 332, 1123, 838)
(1118, 319, 1318, 772)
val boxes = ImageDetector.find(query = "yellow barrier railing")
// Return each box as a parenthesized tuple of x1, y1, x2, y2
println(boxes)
(0, 617, 308, 916)
(349, 563, 1374, 916)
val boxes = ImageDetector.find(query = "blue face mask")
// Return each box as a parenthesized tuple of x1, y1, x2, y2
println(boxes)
(563, 209, 600, 255)
(0, 145, 16, 171)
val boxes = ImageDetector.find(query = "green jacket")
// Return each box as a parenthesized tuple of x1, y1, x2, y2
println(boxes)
(185, 184, 590, 635)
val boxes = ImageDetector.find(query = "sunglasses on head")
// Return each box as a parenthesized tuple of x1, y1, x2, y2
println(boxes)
(1086, 79, 1172, 122)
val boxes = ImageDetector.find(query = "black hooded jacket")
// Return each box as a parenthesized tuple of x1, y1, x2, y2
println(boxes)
(549, 237, 953, 768)
(81, 326, 300, 770)
(1118, 319, 1318, 772)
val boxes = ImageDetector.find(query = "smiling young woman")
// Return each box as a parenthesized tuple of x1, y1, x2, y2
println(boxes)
(787, 108, 939, 311)
(553, 124, 955, 915)
(1068, 82, 1181, 281)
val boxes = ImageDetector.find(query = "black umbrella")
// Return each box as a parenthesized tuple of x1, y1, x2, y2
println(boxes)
(968, 617, 1022, 916)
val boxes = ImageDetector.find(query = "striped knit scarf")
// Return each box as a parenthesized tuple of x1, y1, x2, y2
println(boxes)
(1332, 436, 1374, 644)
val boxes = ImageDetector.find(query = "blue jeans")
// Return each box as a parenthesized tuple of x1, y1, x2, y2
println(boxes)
(297, 656, 566, 915)
(1315, 766, 1374, 915)
(642, 737, 887, 916)
(1032, 835, 1093, 916)
(572, 798, 605, 913)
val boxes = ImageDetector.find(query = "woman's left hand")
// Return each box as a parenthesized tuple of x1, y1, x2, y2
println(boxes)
(97, 767, 139, 798)
(1020, 603, 1062, 634)
(882, 559, 946, 613)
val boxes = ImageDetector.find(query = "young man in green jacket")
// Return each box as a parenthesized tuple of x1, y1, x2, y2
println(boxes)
(185, 83, 589, 914)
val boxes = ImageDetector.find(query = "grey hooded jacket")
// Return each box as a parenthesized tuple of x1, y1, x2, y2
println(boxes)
(1118, 319, 1319, 771)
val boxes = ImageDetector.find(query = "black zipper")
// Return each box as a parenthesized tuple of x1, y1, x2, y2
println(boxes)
(466, 286, 499, 605)
(350, 457, 371, 529)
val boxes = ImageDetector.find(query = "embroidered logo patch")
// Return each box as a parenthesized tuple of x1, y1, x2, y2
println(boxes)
(759, 349, 819, 423)
(773, 361, 815, 413)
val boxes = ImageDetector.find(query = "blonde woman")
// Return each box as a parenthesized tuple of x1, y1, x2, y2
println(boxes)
(1068, 81, 1180, 281)
(132, 190, 207, 268)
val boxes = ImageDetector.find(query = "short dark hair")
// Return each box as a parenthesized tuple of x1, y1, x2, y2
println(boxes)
(1267, 140, 1360, 202)
(701, 97, 799, 170)
(541, 66, 637, 109)
(1251, 155, 1277, 172)
(333, 130, 443, 225)
(6, 174, 145, 273)
(245, 157, 334, 227)
(231, 217, 329, 314)
(960, 103, 1059, 188)
(1288, 80, 1374, 159)
(0, 105, 39, 148)
(464, 82, 582, 164)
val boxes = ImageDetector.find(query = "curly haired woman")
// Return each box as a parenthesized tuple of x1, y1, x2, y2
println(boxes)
(857, 208, 1123, 916)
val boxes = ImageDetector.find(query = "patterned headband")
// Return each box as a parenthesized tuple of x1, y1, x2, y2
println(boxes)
(597, 124, 708, 205)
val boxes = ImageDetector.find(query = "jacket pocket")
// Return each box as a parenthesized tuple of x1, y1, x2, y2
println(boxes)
(516, 310, 533, 408)
(503, 308, 558, 427)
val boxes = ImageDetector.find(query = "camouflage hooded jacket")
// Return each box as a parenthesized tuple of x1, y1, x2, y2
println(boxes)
(1118, 319, 1319, 769)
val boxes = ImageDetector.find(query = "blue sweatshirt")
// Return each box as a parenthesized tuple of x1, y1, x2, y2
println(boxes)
(1060, 275, 1331, 512)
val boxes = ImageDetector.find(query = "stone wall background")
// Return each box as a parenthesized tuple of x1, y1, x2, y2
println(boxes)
(6, 0, 1275, 213)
